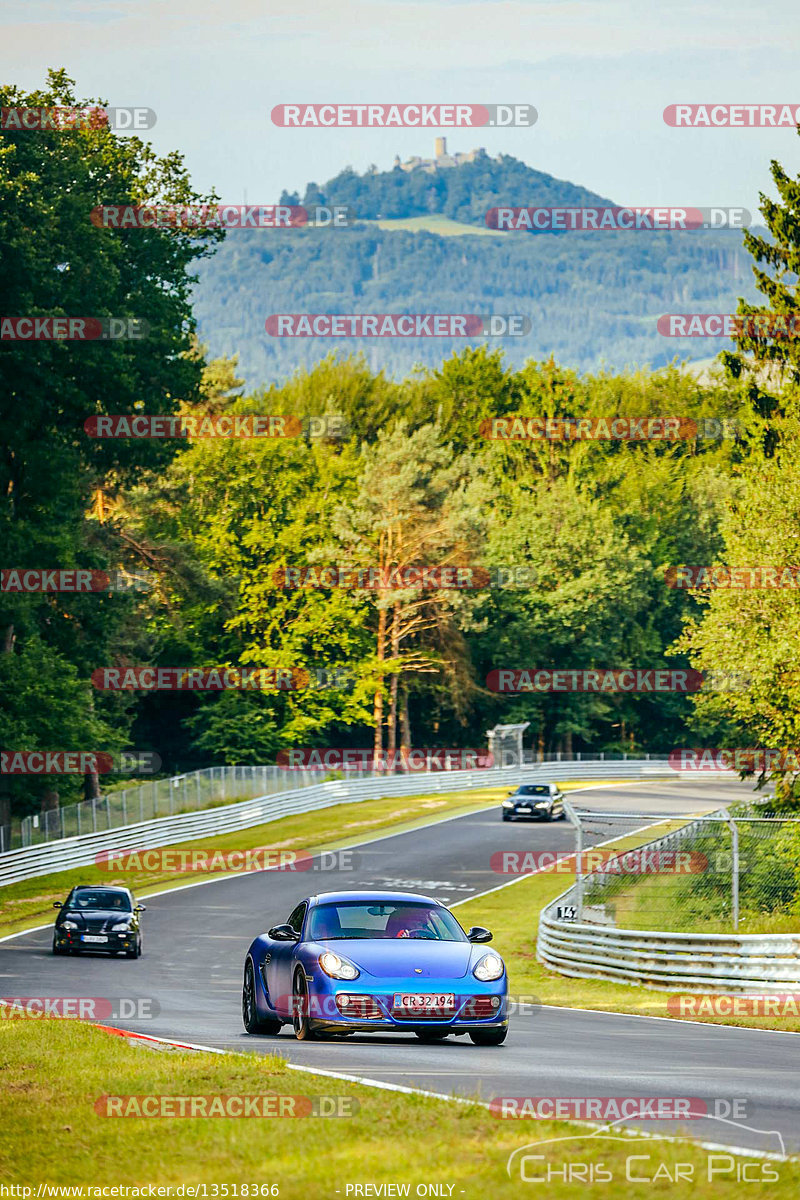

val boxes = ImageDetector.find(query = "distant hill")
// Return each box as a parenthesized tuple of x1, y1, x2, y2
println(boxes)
(193, 154, 759, 386)
(280, 151, 614, 225)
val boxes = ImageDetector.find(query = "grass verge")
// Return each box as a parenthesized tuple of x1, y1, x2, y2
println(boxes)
(0, 785, 520, 939)
(602, 871, 800, 936)
(454, 842, 800, 1033)
(0, 1019, 794, 1193)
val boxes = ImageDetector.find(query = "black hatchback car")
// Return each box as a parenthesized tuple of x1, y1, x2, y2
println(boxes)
(502, 783, 565, 822)
(52, 884, 145, 957)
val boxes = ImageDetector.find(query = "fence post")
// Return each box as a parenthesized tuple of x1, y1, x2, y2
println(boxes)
(563, 800, 583, 920)
(575, 815, 583, 920)
(724, 813, 740, 931)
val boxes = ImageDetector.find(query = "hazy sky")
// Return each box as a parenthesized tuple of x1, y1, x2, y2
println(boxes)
(2, 0, 799, 213)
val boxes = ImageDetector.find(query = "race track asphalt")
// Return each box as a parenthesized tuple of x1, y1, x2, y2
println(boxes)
(2, 779, 797, 1157)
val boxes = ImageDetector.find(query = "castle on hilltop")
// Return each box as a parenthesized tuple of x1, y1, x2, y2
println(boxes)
(393, 137, 501, 174)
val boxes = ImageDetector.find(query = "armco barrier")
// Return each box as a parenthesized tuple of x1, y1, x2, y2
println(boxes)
(0, 758, 686, 888)
(536, 915, 800, 993)
(537, 810, 800, 994)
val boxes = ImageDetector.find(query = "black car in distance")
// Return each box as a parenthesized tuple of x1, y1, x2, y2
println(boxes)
(52, 884, 145, 957)
(502, 782, 565, 822)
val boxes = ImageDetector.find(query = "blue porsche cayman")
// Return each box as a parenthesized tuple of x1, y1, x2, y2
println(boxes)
(242, 890, 508, 1044)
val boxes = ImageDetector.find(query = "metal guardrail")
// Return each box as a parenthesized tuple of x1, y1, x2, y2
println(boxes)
(537, 917, 800, 993)
(16, 764, 330, 849)
(0, 758, 688, 888)
(14, 750, 667, 850)
(537, 809, 800, 994)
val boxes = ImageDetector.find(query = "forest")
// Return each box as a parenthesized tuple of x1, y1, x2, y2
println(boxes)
(2, 71, 800, 828)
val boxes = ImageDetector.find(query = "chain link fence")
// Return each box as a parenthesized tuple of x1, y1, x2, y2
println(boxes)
(564, 804, 800, 934)
(16, 765, 325, 849)
(9, 749, 661, 851)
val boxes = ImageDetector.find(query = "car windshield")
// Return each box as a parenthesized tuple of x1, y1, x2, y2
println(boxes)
(515, 785, 550, 796)
(307, 901, 468, 942)
(69, 890, 132, 912)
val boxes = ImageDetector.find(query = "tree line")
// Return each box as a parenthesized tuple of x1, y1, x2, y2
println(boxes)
(2, 71, 800, 827)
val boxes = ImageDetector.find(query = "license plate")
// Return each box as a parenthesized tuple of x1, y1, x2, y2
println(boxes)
(393, 992, 455, 1010)
(81, 934, 108, 943)
(517, 807, 532, 813)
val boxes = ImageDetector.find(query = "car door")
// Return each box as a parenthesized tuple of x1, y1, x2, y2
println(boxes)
(265, 901, 306, 1016)
(552, 786, 564, 817)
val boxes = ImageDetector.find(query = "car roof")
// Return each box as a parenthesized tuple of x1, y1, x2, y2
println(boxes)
(306, 890, 440, 906)
(70, 884, 133, 896)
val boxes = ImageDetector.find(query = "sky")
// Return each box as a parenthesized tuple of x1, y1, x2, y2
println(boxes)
(2, 0, 799, 214)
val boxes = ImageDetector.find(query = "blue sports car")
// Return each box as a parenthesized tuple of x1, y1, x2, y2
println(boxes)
(242, 890, 508, 1044)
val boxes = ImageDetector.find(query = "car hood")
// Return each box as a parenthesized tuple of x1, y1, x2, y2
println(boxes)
(309, 938, 474, 979)
(61, 909, 132, 921)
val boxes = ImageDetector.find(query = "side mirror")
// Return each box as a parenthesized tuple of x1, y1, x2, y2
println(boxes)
(467, 926, 493, 943)
(53, 902, 63, 909)
(135, 905, 146, 913)
(268, 924, 300, 942)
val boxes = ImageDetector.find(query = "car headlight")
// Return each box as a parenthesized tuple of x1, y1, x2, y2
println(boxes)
(319, 951, 360, 980)
(111, 922, 131, 932)
(534, 800, 551, 808)
(61, 920, 78, 930)
(473, 953, 504, 981)
(502, 800, 515, 807)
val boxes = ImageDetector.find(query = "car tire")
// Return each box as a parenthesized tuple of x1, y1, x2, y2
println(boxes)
(242, 960, 282, 1035)
(415, 1029, 450, 1041)
(52, 938, 66, 956)
(126, 935, 142, 959)
(292, 969, 316, 1041)
(502, 812, 512, 822)
(469, 1027, 508, 1046)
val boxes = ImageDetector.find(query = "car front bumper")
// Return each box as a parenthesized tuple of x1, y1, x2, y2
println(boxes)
(261, 970, 508, 1032)
(54, 928, 138, 953)
(505, 804, 552, 818)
